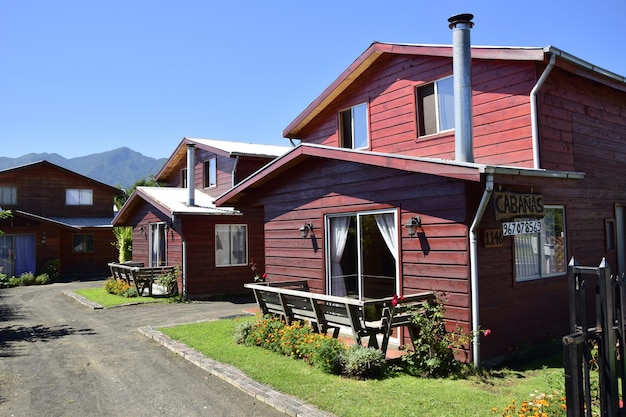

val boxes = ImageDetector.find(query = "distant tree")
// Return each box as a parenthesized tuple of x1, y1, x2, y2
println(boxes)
(114, 175, 161, 210)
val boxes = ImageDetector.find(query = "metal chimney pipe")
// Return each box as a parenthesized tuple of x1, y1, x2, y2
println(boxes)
(448, 13, 474, 163)
(186, 144, 195, 206)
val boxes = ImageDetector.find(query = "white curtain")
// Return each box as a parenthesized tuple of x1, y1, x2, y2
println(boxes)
(330, 216, 350, 296)
(375, 213, 397, 260)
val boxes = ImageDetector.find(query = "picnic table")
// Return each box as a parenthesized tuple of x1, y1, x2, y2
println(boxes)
(244, 280, 434, 354)
(108, 262, 177, 296)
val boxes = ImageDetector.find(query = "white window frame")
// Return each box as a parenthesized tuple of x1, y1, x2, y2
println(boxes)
(514, 205, 566, 282)
(339, 102, 369, 150)
(215, 224, 248, 267)
(149, 222, 167, 267)
(66, 189, 93, 206)
(416, 76, 455, 137)
(324, 209, 399, 300)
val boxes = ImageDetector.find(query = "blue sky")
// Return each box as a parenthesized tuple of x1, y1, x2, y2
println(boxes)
(1, 1, 625, 159)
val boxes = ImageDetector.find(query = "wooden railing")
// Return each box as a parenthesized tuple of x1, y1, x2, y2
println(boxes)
(244, 281, 434, 354)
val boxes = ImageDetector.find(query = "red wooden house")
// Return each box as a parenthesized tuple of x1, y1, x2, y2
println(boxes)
(112, 137, 289, 298)
(215, 15, 626, 364)
(0, 160, 122, 278)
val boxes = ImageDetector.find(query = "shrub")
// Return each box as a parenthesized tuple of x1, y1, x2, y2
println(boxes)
(339, 345, 387, 379)
(7, 276, 21, 287)
(156, 266, 180, 295)
(19, 272, 35, 286)
(121, 287, 138, 298)
(35, 273, 51, 285)
(241, 315, 346, 375)
(40, 259, 61, 281)
(103, 278, 136, 296)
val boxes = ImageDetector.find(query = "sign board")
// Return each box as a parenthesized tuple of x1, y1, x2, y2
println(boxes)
(502, 220, 542, 236)
(493, 191, 544, 221)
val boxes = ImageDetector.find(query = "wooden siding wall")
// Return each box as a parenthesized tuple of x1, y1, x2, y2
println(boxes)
(255, 158, 472, 329)
(129, 200, 265, 297)
(0, 163, 117, 218)
(296, 54, 538, 168)
(58, 228, 117, 275)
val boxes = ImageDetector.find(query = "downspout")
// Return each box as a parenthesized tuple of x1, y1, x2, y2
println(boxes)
(172, 213, 187, 299)
(530, 53, 556, 169)
(469, 173, 493, 367)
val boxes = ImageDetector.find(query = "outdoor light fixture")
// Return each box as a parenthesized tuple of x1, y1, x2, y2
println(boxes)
(138, 225, 146, 235)
(299, 223, 313, 238)
(40, 232, 47, 245)
(404, 216, 422, 238)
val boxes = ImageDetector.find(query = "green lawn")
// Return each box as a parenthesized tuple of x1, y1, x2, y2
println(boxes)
(73, 287, 174, 307)
(160, 317, 566, 417)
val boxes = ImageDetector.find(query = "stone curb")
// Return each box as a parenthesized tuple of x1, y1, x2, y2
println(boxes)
(138, 325, 337, 417)
(63, 290, 104, 309)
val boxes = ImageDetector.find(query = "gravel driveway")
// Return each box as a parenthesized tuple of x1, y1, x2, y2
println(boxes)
(0, 279, 296, 417)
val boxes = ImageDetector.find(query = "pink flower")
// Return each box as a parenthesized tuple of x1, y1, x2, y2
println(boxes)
(391, 294, 399, 307)
(483, 329, 491, 337)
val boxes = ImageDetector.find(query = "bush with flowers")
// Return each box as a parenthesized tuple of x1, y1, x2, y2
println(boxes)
(249, 258, 267, 282)
(492, 391, 567, 417)
(400, 292, 490, 378)
(103, 277, 138, 298)
(235, 315, 387, 377)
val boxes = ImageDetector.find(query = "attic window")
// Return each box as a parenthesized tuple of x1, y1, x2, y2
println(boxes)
(181, 168, 187, 188)
(66, 189, 93, 206)
(339, 103, 369, 149)
(0, 186, 17, 205)
(416, 76, 454, 136)
(204, 157, 216, 188)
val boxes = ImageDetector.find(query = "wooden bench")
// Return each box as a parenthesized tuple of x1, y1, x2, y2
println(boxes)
(108, 263, 176, 296)
(244, 281, 434, 354)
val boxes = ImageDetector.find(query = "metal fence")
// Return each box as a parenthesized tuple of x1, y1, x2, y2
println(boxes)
(563, 257, 625, 417)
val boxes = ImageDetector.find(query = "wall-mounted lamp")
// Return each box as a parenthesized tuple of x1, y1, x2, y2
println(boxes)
(404, 216, 422, 238)
(299, 223, 313, 239)
(40, 232, 47, 245)
(138, 225, 146, 235)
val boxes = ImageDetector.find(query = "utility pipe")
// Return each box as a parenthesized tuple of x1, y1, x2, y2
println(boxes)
(469, 173, 493, 367)
(530, 54, 556, 169)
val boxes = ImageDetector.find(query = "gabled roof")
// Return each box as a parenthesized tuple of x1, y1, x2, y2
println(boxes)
(156, 137, 292, 180)
(0, 160, 122, 193)
(283, 42, 626, 139)
(215, 143, 584, 206)
(113, 186, 239, 225)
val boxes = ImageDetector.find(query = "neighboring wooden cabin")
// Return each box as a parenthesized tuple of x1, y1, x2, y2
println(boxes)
(113, 137, 289, 298)
(216, 32, 626, 363)
(0, 161, 122, 277)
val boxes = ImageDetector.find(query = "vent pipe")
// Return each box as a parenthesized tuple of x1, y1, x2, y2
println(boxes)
(186, 144, 195, 206)
(448, 13, 474, 163)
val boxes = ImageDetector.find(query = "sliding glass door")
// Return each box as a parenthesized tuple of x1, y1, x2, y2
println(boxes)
(326, 210, 398, 300)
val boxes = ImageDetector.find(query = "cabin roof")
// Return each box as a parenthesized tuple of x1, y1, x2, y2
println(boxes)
(156, 137, 291, 180)
(113, 186, 239, 225)
(283, 42, 626, 139)
(0, 160, 122, 193)
(215, 143, 584, 206)
(12, 210, 114, 230)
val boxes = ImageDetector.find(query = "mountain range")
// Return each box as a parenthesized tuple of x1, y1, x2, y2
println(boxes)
(0, 147, 167, 189)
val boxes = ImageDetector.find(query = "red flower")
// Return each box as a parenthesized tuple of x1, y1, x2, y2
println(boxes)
(391, 294, 398, 307)
(483, 329, 491, 337)
(262, 273, 267, 280)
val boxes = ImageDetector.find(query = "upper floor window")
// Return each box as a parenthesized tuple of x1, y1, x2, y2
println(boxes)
(181, 168, 188, 188)
(66, 189, 93, 206)
(204, 157, 216, 188)
(416, 76, 454, 137)
(339, 103, 369, 149)
(0, 186, 17, 205)
(514, 206, 566, 282)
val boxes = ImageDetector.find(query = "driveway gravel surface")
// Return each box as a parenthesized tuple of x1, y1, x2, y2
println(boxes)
(0, 278, 324, 417)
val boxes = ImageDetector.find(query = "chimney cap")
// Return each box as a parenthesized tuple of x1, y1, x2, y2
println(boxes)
(448, 13, 474, 28)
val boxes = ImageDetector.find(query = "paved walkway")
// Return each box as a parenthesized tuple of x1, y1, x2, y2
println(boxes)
(65, 286, 336, 417)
